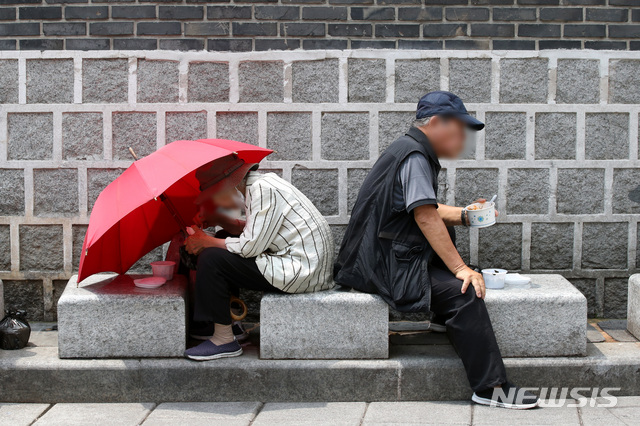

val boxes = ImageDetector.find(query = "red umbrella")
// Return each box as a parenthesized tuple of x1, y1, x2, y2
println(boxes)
(78, 139, 272, 282)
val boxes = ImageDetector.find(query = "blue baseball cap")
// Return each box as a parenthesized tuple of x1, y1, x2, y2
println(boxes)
(416, 91, 484, 131)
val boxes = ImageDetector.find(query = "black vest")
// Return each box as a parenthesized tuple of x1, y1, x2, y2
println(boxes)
(334, 127, 440, 313)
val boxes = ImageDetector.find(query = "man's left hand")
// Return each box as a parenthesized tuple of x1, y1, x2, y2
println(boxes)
(184, 226, 212, 255)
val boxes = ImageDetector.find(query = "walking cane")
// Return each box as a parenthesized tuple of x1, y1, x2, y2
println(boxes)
(128, 147, 248, 321)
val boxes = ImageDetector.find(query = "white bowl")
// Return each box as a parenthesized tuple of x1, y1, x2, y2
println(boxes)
(482, 268, 507, 289)
(134, 277, 166, 289)
(465, 202, 496, 228)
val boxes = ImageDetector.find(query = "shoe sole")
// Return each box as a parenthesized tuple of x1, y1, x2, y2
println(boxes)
(472, 393, 539, 410)
(428, 323, 447, 333)
(185, 348, 243, 361)
(190, 333, 249, 342)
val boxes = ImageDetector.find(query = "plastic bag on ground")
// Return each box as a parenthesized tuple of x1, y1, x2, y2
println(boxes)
(0, 310, 31, 350)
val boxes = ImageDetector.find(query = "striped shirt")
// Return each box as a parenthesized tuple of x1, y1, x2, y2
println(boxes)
(225, 172, 335, 293)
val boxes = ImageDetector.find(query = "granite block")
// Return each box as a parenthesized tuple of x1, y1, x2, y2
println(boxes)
(350, 58, 386, 103)
(556, 168, 605, 214)
(603, 278, 629, 319)
(83, 59, 128, 103)
(112, 112, 157, 160)
(394, 59, 440, 103)
(216, 112, 258, 146)
(613, 168, 640, 214)
(266, 112, 312, 160)
(255, 403, 367, 426)
(556, 59, 600, 104)
(0, 403, 50, 426)
(484, 112, 526, 160)
(26, 59, 74, 104)
(165, 111, 207, 143)
(485, 274, 587, 357)
(0, 60, 19, 104)
(449, 59, 491, 103)
(628, 274, 640, 339)
(291, 168, 339, 216)
(137, 59, 179, 103)
(585, 113, 630, 160)
(321, 112, 369, 160)
(0, 226, 9, 272)
(87, 168, 126, 211)
(238, 61, 283, 103)
(292, 59, 339, 103)
(478, 223, 522, 271)
(62, 113, 103, 160)
(506, 168, 549, 214)
(582, 222, 628, 270)
(33, 169, 78, 216)
(500, 58, 548, 103)
(570, 278, 597, 318)
(7, 113, 53, 160)
(2, 280, 44, 321)
(363, 402, 471, 425)
(535, 112, 577, 160)
(188, 62, 229, 103)
(609, 59, 640, 104)
(530, 223, 574, 270)
(260, 289, 389, 359)
(378, 111, 414, 153)
(57, 274, 187, 358)
(0, 169, 25, 215)
(19, 226, 63, 272)
(454, 168, 499, 207)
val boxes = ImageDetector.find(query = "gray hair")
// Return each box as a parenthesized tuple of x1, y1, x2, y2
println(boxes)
(412, 116, 432, 128)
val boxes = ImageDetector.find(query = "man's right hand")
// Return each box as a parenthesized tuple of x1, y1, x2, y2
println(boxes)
(455, 266, 486, 299)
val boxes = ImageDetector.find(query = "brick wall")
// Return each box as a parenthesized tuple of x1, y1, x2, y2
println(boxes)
(1, 49, 640, 321)
(0, 1, 638, 51)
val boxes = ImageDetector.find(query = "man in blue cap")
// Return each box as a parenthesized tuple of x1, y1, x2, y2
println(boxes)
(334, 91, 539, 409)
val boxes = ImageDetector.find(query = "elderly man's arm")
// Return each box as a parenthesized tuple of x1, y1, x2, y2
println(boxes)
(414, 204, 486, 299)
(437, 204, 465, 226)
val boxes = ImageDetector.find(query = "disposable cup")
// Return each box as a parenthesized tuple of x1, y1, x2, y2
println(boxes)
(482, 268, 507, 289)
(465, 202, 496, 228)
(150, 261, 176, 281)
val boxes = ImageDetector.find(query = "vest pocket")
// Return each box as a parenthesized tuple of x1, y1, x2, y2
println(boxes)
(390, 242, 425, 304)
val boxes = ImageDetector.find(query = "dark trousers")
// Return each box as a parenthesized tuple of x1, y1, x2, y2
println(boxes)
(429, 265, 507, 392)
(193, 247, 282, 325)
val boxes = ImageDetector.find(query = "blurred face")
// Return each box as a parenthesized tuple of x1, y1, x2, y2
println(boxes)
(422, 115, 468, 159)
(211, 187, 239, 210)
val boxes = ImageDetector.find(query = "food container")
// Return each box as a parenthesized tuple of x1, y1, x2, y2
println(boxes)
(505, 273, 531, 288)
(134, 276, 166, 289)
(150, 261, 176, 281)
(482, 268, 507, 289)
(465, 202, 496, 228)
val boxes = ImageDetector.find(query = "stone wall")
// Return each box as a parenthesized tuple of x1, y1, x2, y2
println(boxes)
(1, 49, 640, 321)
(0, 1, 639, 51)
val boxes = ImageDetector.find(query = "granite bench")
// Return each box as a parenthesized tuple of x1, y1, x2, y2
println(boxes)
(0, 278, 4, 320)
(260, 274, 588, 359)
(57, 274, 188, 359)
(628, 274, 640, 340)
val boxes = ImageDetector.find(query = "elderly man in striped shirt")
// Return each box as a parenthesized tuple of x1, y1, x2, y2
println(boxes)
(183, 155, 334, 361)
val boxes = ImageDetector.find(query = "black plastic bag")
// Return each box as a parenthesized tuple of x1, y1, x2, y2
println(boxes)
(0, 310, 31, 350)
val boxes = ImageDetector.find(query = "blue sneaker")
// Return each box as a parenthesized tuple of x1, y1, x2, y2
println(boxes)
(184, 339, 243, 361)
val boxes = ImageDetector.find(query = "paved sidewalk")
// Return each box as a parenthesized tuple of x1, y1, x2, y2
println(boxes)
(2, 398, 640, 426)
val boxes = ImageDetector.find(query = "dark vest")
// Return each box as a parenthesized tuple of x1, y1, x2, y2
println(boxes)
(334, 127, 440, 313)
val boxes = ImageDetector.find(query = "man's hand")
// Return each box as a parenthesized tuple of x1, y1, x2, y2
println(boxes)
(455, 266, 486, 299)
(184, 226, 213, 255)
(473, 198, 499, 218)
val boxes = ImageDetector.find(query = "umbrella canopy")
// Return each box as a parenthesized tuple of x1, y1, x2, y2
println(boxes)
(78, 139, 272, 282)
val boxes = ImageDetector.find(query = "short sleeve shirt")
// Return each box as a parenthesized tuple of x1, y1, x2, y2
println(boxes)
(394, 152, 438, 212)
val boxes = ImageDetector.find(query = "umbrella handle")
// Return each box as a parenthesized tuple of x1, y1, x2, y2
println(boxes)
(128, 147, 139, 161)
(230, 295, 248, 321)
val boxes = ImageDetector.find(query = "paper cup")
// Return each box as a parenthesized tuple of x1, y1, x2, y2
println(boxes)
(465, 202, 496, 228)
(482, 268, 507, 289)
(150, 261, 176, 281)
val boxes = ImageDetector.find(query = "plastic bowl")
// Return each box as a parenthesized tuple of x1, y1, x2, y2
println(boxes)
(150, 261, 176, 281)
(465, 202, 496, 228)
(482, 268, 507, 289)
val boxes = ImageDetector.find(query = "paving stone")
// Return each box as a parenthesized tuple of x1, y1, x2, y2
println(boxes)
(0, 169, 25, 215)
(349, 59, 386, 103)
(599, 319, 637, 341)
(33, 169, 78, 216)
(454, 168, 499, 207)
(238, 61, 284, 103)
(112, 112, 157, 160)
(0, 225, 9, 271)
(363, 401, 471, 425)
(72, 225, 88, 271)
(291, 168, 338, 216)
(602, 279, 629, 319)
(449, 59, 491, 103)
(2, 280, 44, 321)
(87, 169, 126, 211)
(582, 223, 628, 270)
(188, 61, 229, 103)
(19, 225, 63, 272)
(394, 59, 440, 103)
(530, 223, 574, 270)
(500, 58, 548, 103)
(26, 59, 74, 104)
(292, 59, 339, 103)
(0, 60, 18, 103)
(7, 113, 53, 160)
(58, 274, 187, 358)
(478, 223, 522, 270)
(613, 168, 640, 214)
(216, 112, 259, 146)
(556, 59, 600, 104)
(34, 403, 154, 426)
(62, 112, 103, 160)
(535, 112, 577, 160)
(587, 323, 605, 343)
(475, 401, 579, 424)
(347, 169, 370, 213)
(137, 59, 179, 103)
(165, 111, 207, 143)
(254, 402, 367, 425)
(144, 402, 260, 426)
(581, 404, 640, 426)
(0, 404, 50, 426)
(585, 113, 629, 160)
(609, 59, 640, 104)
(506, 168, 549, 214)
(378, 111, 414, 153)
(556, 168, 605, 214)
(83, 59, 128, 103)
(629, 274, 640, 339)
(266, 112, 312, 161)
(484, 112, 526, 160)
(321, 112, 369, 160)
(570, 278, 597, 318)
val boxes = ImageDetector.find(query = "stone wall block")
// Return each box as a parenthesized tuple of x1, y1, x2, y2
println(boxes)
(454, 168, 499, 207)
(19, 225, 64, 271)
(613, 168, 640, 214)
(33, 169, 79, 216)
(582, 222, 628, 270)
(530, 223, 574, 270)
(321, 112, 369, 160)
(0, 60, 19, 104)
(500, 58, 548, 103)
(292, 59, 339, 103)
(0, 169, 25, 216)
(449, 58, 491, 103)
(0, 225, 10, 271)
(535, 113, 577, 160)
(378, 111, 414, 153)
(62, 112, 103, 160)
(478, 223, 523, 270)
(609, 60, 640, 104)
(484, 112, 527, 160)
(87, 168, 126, 211)
(188, 61, 229, 103)
(216, 112, 259, 146)
(26, 59, 74, 104)
(7, 113, 54, 160)
(556, 168, 605, 214)
(394, 59, 440, 104)
(349, 58, 386, 103)
(556, 59, 600, 104)
(585, 113, 629, 160)
(112, 112, 157, 160)
(165, 111, 207, 143)
(238, 61, 284, 103)
(291, 168, 339, 216)
(83, 59, 128, 103)
(506, 168, 550, 214)
(267, 112, 313, 161)
(2, 280, 44, 321)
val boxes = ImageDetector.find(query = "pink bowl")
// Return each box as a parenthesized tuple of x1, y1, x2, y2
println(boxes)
(150, 261, 176, 281)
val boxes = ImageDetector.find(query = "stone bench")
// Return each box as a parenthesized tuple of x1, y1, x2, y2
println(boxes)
(57, 274, 187, 359)
(260, 274, 587, 359)
(628, 274, 640, 339)
(260, 288, 390, 359)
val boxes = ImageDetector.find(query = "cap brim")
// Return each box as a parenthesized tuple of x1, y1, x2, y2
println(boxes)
(459, 114, 485, 131)
(195, 162, 256, 205)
